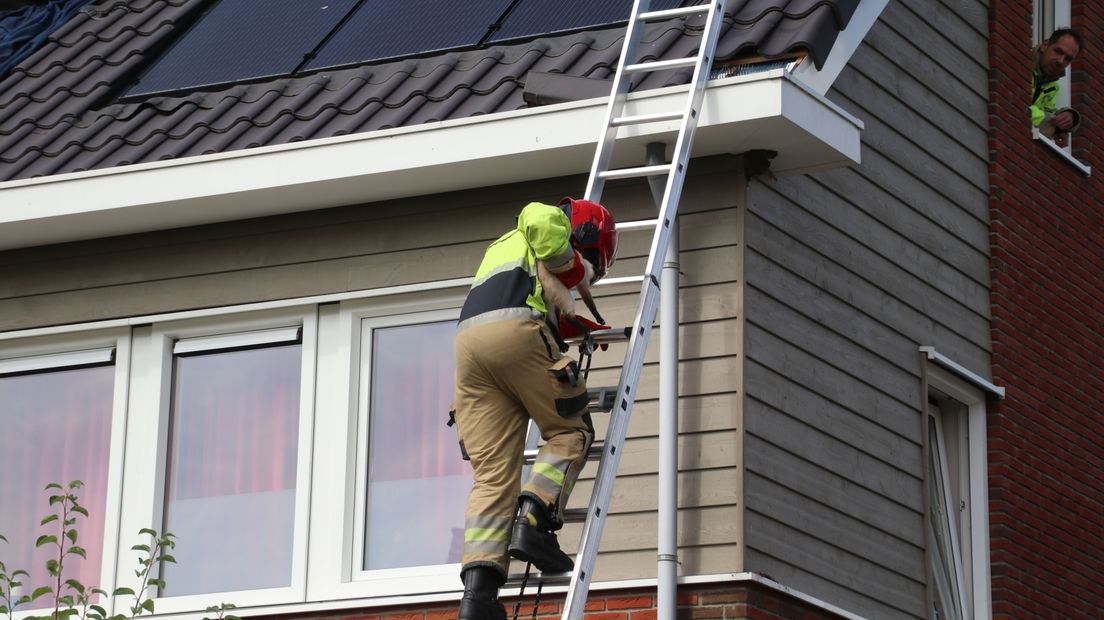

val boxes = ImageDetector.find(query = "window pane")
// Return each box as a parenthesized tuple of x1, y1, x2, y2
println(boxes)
(0, 365, 114, 600)
(363, 320, 471, 570)
(928, 416, 965, 620)
(162, 344, 301, 595)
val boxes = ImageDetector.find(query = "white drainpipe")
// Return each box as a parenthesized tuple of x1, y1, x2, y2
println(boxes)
(646, 142, 680, 620)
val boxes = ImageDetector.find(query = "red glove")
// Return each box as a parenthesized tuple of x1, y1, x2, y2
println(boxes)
(553, 251, 586, 289)
(558, 314, 608, 340)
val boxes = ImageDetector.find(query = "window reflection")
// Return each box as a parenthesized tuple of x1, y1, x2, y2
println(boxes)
(162, 344, 301, 595)
(363, 320, 471, 570)
(0, 365, 113, 600)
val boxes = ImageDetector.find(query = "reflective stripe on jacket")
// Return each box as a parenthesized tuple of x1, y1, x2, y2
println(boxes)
(1031, 71, 1059, 127)
(458, 202, 575, 328)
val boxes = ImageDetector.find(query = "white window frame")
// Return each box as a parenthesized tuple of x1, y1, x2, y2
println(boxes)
(1030, 0, 1091, 173)
(0, 329, 131, 618)
(923, 363, 993, 620)
(307, 292, 465, 602)
(116, 307, 318, 613)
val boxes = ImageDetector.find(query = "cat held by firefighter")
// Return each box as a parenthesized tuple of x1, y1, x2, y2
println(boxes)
(537, 256, 604, 352)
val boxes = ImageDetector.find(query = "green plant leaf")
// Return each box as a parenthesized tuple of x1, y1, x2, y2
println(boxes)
(66, 546, 87, 559)
(45, 483, 63, 491)
(58, 594, 75, 607)
(65, 530, 78, 544)
(147, 579, 165, 589)
(48, 495, 63, 506)
(57, 607, 79, 619)
(71, 506, 89, 518)
(137, 528, 157, 537)
(0, 533, 8, 542)
(63, 579, 85, 594)
(111, 587, 135, 597)
(90, 604, 107, 616)
(46, 559, 60, 575)
(131, 544, 150, 553)
(140, 599, 155, 614)
(35, 535, 58, 548)
(40, 514, 59, 526)
(159, 554, 176, 564)
(30, 585, 52, 600)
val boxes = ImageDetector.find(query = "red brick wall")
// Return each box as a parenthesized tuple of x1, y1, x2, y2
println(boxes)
(269, 583, 851, 620)
(988, 2, 1104, 618)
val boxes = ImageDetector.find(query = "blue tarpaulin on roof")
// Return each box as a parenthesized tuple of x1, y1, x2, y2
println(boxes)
(0, 0, 93, 78)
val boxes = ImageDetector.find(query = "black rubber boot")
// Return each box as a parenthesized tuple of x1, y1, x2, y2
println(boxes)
(507, 496, 574, 573)
(458, 566, 507, 620)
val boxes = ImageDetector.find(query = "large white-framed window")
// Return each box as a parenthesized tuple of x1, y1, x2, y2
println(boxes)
(308, 293, 469, 601)
(923, 364, 993, 620)
(0, 330, 130, 615)
(117, 308, 317, 613)
(2, 287, 482, 615)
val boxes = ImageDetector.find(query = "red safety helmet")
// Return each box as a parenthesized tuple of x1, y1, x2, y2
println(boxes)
(559, 197, 617, 282)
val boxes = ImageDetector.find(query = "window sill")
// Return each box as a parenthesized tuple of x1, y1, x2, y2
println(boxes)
(1032, 128, 1092, 176)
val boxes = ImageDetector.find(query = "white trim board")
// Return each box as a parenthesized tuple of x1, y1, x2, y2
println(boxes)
(0, 72, 862, 251)
(790, 0, 890, 95)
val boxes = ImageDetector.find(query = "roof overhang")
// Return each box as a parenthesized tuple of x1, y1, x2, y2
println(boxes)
(0, 70, 862, 251)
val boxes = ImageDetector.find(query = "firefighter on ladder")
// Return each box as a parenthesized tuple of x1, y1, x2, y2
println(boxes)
(452, 197, 618, 620)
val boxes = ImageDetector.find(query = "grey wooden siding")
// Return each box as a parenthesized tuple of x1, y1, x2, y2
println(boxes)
(741, 1, 991, 618)
(0, 158, 748, 582)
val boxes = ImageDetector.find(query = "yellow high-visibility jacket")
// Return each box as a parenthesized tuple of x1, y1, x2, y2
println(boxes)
(1031, 70, 1059, 127)
(458, 202, 576, 329)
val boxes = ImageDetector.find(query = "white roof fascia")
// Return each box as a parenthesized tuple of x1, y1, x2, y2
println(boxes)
(0, 71, 862, 251)
(790, 0, 890, 95)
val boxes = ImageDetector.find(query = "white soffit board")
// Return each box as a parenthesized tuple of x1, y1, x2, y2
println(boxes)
(0, 72, 862, 251)
(790, 0, 890, 95)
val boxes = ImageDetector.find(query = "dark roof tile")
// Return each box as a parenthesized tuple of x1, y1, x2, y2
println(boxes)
(0, 0, 857, 182)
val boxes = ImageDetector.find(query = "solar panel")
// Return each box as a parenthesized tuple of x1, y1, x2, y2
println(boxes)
(488, 0, 686, 43)
(304, 0, 513, 71)
(128, 0, 359, 97)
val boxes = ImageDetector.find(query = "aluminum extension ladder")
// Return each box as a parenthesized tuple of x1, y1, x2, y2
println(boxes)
(513, 1, 726, 618)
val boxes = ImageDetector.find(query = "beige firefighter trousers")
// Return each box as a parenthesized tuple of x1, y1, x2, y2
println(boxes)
(453, 318, 594, 577)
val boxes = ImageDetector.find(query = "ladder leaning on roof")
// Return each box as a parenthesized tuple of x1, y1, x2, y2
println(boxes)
(511, 1, 727, 618)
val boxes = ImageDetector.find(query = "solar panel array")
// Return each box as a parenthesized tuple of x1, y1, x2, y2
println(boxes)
(128, 0, 692, 97)
(128, 0, 359, 97)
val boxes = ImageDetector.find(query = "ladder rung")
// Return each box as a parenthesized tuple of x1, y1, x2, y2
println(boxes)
(505, 571, 572, 589)
(611, 111, 683, 126)
(588, 385, 618, 411)
(624, 56, 698, 73)
(524, 442, 604, 464)
(598, 163, 672, 180)
(562, 507, 587, 523)
(638, 5, 710, 22)
(565, 327, 631, 345)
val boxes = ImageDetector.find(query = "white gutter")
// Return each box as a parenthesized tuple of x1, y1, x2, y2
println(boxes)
(0, 71, 861, 251)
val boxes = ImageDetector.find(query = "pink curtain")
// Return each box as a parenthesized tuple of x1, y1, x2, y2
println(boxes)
(166, 344, 301, 501)
(368, 321, 468, 482)
(0, 364, 113, 599)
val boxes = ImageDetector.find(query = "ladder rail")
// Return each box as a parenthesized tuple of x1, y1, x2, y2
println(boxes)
(561, 1, 726, 618)
(582, 0, 653, 204)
